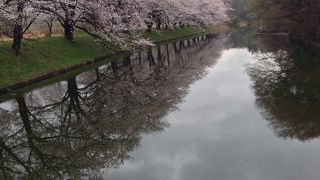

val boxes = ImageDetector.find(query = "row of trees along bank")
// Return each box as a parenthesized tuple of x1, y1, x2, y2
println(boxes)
(0, 0, 231, 56)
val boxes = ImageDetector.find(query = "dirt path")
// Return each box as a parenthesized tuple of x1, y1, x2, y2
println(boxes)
(0, 32, 63, 42)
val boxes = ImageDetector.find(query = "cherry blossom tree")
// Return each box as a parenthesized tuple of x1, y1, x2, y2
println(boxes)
(44, 14, 54, 37)
(139, 0, 230, 32)
(32, 0, 78, 41)
(196, 0, 231, 25)
(0, 0, 231, 54)
(33, 0, 144, 49)
(0, 0, 38, 55)
(76, 0, 145, 49)
(139, 0, 172, 31)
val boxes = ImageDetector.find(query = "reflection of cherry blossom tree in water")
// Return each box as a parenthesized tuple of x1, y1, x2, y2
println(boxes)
(0, 35, 227, 179)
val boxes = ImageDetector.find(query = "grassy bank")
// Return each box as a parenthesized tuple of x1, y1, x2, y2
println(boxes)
(142, 27, 203, 42)
(0, 27, 201, 88)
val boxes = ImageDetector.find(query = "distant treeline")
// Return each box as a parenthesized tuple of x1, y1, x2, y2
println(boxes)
(249, 0, 320, 41)
(236, 0, 320, 42)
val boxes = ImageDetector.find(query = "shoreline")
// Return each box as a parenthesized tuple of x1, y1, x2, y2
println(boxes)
(0, 28, 204, 99)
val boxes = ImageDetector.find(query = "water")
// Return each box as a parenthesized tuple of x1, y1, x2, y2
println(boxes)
(0, 33, 320, 180)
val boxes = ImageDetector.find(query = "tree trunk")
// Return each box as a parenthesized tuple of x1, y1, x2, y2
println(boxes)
(147, 48, 156, 66)
(64, 21, 74, 41)
(146, 22, 153, 33)
(95, 68, 100, 81)
(48, 25, 52, 37)
(138, 51, 142, 65)
(63, 2, 76, 41)
(166, 44, 170, 65)
(46, 21, 53, 37)
(67, 77, 82, 121)
(16, 95, 45, 162)
(157, 45, 162, 65)
(12, 1, 24, 56)
(179, 22, 184, 28)
(156, 20, 161, 30)
(111, 61, 118, 73)
(165, 23, 168, 29)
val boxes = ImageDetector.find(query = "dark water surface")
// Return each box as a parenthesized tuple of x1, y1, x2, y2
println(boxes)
(1, 33, 320, 179)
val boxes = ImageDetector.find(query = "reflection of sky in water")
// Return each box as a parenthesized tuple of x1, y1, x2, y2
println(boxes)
(0, 100, 14, 111)
(107, 49, 320, 180)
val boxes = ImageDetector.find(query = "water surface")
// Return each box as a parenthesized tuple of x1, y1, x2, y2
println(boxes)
(1, 33, 320, 180)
